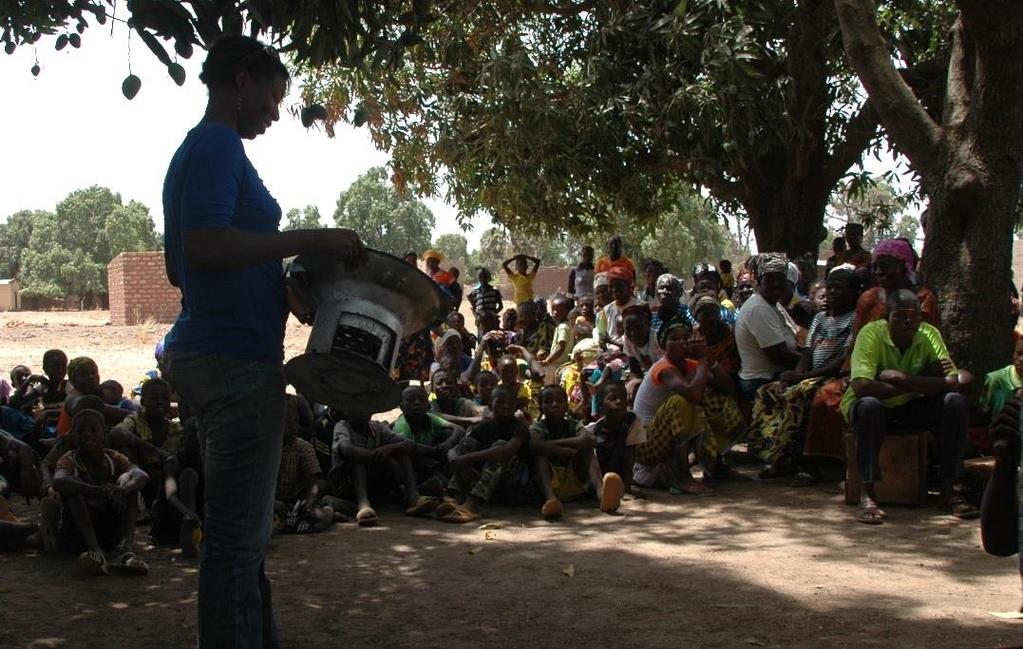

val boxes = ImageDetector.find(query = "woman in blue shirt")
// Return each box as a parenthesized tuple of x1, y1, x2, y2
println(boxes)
(162, 35, 365, 648)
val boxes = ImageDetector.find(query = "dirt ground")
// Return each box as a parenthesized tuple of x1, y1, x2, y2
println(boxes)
(0, 311, 1021, 649)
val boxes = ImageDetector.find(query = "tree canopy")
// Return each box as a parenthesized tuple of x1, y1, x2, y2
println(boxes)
(301, 0, 952, 256)
(432, 232, 469, 264)
(4, 186, 161, 300)
(283, 205, 324, 231)
(2, 0, 435, 99)
(333, 166, 434, 257)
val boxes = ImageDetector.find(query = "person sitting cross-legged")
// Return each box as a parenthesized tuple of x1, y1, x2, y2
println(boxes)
(330, 412, 443, 527)
(53, 401, 150, 575)
(394, 384, 465, 494)
(841, 289, 975, 525)
(274, 396, 336, 535)
(108, 379, 203, 554)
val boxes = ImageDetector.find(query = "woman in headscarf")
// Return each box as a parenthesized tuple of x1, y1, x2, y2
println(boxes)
(631, 320, 747, 493)
(747, 267, 860, 480)
(692, 293, 741, 385)
(650, 273, 686, 337)
(852, 238, 938, 335)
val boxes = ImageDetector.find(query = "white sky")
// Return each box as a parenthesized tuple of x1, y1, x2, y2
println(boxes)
(0, 26, 490, 247)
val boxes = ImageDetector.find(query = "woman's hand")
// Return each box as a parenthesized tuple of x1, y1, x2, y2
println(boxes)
(687, 333, 709, 361)
(304, 228, 368, 270)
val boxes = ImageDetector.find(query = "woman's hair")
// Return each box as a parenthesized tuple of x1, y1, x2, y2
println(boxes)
(200, 35, 290, 89)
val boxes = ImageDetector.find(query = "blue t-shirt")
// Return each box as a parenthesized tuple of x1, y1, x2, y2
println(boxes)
(162, 121, 287, 363)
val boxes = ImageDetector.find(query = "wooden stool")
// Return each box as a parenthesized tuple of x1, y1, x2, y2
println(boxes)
(844, 429, 928, 506)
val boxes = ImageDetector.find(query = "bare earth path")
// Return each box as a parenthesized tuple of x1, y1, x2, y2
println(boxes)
(0, 311, 1019, 648)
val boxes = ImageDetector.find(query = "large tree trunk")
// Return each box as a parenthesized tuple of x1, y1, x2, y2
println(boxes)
(745, 186, 829, 260)
(837, 0, 1023, 377)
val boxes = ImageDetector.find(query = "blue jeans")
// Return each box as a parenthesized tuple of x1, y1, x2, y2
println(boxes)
(166, 351, 286, 649)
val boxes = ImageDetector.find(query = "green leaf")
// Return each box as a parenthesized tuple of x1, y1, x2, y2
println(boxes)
(55, 34, 68, 50)
(353, 104, 369, 127)
(68, 33, 81, 48)
(675, 0, 688, 18)
(138, 29, 172, 66)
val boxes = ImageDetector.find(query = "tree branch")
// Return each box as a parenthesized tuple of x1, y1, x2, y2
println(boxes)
(835, 0, 945, 174)
(942, 17, 973, 135)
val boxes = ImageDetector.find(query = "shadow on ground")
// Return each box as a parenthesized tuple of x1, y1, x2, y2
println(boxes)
(0, 480, 1019, 649)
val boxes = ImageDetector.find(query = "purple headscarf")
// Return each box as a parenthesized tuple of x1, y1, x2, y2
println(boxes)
(872, 239, 916, 276)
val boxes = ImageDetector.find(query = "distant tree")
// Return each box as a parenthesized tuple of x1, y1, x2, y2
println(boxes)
(105, 201, 162, 259)
(0, 209, 43, 278)
(283, 205, 323, 231)
(432, 233, 469, 264)
(333, 167, 434, 256)
(17, 186, 159, 303)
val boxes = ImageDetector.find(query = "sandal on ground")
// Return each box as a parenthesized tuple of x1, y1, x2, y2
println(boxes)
(77, 550, 110, 575)
(405, 496, 441, 517)
(949, 494, 980, 519)
(356, 507, 378, 527)
(432, 498, 458, 518)
(790, 470, 819, 488)
(38, 498, 59, 553)
(541, 498, 563, 520)
(111, 550, 149, 575)
(705, 465, 752, 483)
(855, 498, 885, 525)
(440, 505, 481, 524)
(600, 472, 625, 514)
(674, 481, 714, 496)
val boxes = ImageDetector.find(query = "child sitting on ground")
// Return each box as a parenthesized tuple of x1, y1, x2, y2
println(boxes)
(55, 357, 130, 438)
(331, 412, 444, 527)
(496, 353, 540, 423)
(275, 396, 336, 534)
(53, 400, 150, 575)
(0, 428, 41, 503)
(100, 380, 138, 412)
(394, 385, 465, 494)
(530, 385, 625, 518)
(441, 385, 537, 524)
(157, 417, 203, 556)
(430, 369, 485, 427)
(473, 371, 498, 419)
(586, 381, 644, 503)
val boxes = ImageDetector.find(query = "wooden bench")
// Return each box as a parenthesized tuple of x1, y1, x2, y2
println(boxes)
(844, 429, 928, 506)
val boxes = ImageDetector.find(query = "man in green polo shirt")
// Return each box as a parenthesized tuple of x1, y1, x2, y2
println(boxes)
(842, 289, 974, 525)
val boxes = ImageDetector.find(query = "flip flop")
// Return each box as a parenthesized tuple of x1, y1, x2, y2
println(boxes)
(405, 496, 441, 517)
(432, 498, 458, 517)
(440, 505, 481, 524)
(356, 507, 378, 527)
(855, 499, 885, 525)
(675, 481, 714, 496)
(110, 550, 149, 575)
(541, 498, 563, 520)
(949, 495, 980, 519)
(77, 550, 109, 575)
(600, 472, 625, 514)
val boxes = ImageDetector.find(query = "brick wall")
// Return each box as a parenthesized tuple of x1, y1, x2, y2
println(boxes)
(108, 251, 181, 326)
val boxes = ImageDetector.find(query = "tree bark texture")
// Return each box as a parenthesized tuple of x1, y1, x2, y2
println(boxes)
(837, 0, 1023, 376)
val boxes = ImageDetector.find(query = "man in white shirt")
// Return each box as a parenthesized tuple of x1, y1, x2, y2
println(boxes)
(734, 253, 801, 401)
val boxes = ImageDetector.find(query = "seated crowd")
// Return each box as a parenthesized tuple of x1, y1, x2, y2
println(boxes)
(0, 226, 1019, 612)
